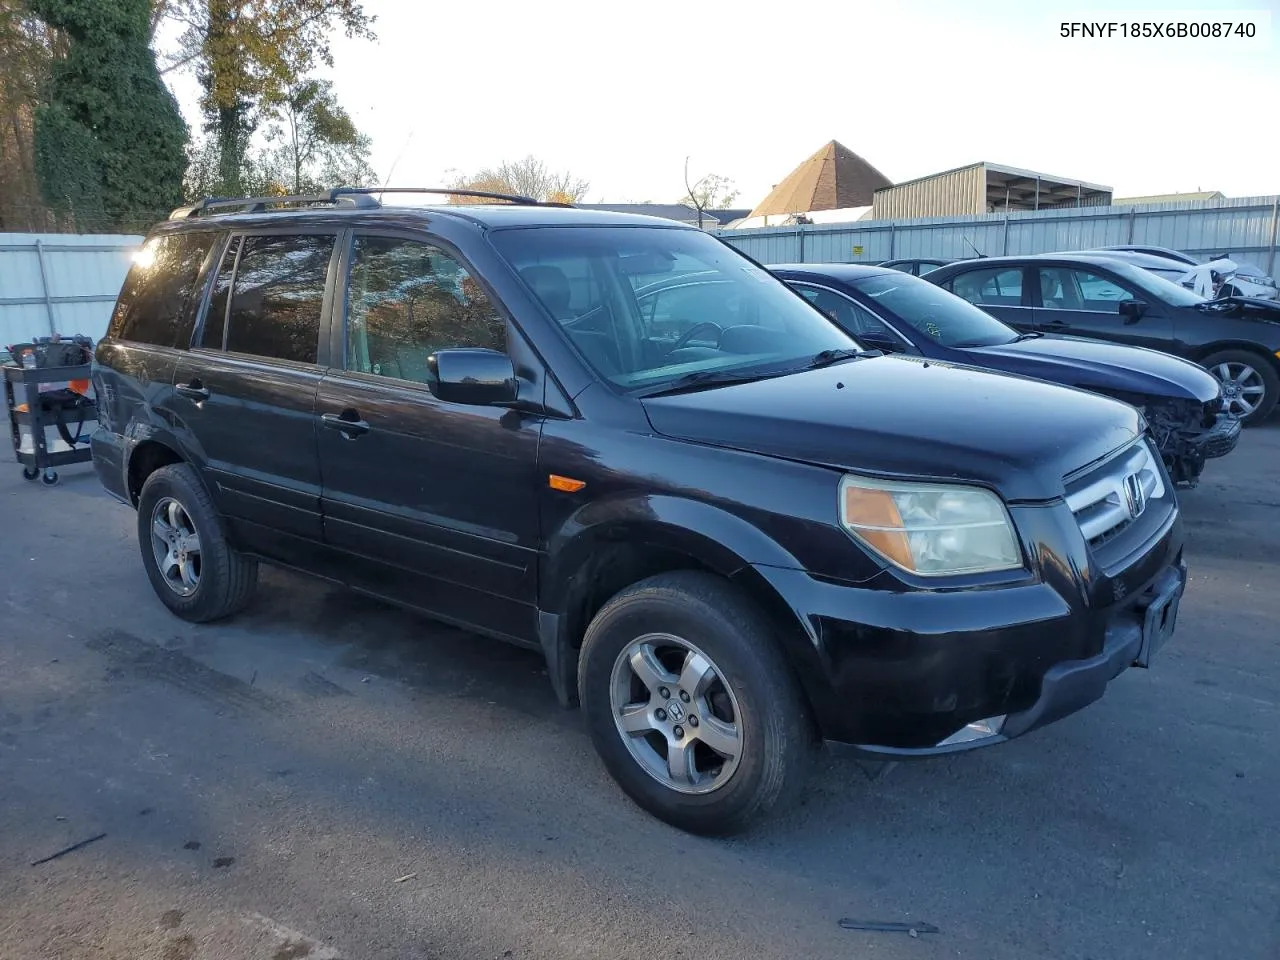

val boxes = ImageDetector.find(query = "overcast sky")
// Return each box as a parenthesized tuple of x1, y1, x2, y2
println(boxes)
(162, 0, 1278, 207)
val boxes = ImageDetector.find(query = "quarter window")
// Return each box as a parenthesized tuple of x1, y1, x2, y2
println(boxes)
(107, 232, 217, 347)
(344, 236, 506, 384)
(950, 267, 1023, 307)
(221, 234, 334, 363)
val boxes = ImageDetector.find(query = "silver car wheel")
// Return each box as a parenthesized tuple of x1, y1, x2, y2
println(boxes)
(1213, 361, 1266, 417)
(609, 633, 744, 795)
(150, 497, 202, 597)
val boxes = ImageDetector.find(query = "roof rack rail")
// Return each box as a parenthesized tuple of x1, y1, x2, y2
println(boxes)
(334, 186, 546, 206)
(168, 185, 573, 221)
(168, 188, 379, 220)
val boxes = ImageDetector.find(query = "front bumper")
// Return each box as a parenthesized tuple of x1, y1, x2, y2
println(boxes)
(750, 501, 1185, 757)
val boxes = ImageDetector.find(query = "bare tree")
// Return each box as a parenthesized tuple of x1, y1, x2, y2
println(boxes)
(446, 155, 589, 204)
(683, 157, 740, 229)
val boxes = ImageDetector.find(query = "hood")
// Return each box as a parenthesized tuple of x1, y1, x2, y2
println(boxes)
(640, 355, 1142, 502)
(965, 335, 1221, 403)
(1199, 296, 1280, 320)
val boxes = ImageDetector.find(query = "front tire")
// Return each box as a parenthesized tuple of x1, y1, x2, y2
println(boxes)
(578, 571, 815, 835)
(136, 463, 258, 622)
(1203, 349, 1278, 424)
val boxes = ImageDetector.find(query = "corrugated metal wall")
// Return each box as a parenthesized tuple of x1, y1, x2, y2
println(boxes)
(0, 233, 142, 351)
(718, 196, 1280, 275)
(871, 165, 985, 220)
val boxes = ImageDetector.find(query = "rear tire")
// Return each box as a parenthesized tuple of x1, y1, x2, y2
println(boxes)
(136, 463, 258, 622)
(578, 571, 815, 835)
(1202, 349, 1278, 424)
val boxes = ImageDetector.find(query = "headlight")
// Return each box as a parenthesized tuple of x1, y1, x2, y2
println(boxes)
(839, 475, 1022, 576)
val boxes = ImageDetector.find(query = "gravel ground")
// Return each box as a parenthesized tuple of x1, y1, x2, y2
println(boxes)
(1, 425, 1278, 960)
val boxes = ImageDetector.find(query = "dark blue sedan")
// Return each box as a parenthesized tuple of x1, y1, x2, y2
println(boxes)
(767, 263, 1240, 486)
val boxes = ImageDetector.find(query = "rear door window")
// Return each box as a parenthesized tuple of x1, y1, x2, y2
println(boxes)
(107, 232, 218, 347)
(217, 234, 335, 363)
(948, 267, 1024, 307)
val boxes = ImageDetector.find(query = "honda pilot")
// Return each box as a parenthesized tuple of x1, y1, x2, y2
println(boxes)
(91, 188, 1187, 834)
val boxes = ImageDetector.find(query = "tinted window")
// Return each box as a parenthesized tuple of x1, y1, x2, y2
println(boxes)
(107, 232, 217, 346)
(344, 236, 505, 384)
(853, 273, 1017, 347)
(1038, 268, 1129, 313)
(200, 236, 240, 349)
(490, 226, 854, 391)
(950, 267, 1023, 307)
(224, 234, 334, 363)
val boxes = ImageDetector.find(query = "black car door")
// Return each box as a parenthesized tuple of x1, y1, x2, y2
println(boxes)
(169, 230, 338, 550)
(314, 230, 542, 644)
(938, 265, 1036, 331)
(1030, 264, 1175, 350)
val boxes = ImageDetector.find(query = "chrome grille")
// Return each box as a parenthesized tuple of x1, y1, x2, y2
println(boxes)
(1065, 439, 1166, 547)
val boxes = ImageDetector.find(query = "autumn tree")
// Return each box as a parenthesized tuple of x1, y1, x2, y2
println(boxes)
(158, 0, 375, 195)
(446, 155, 590, 204)
(30, 0, 188, 232)
(0, 0, 55, 229)
(682, 157, 740, 229)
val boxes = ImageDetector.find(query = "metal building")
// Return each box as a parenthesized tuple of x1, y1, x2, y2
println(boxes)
(871, 162, 1113, 220)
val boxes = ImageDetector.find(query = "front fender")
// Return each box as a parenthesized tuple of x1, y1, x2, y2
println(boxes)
(541, 493, 805, 614)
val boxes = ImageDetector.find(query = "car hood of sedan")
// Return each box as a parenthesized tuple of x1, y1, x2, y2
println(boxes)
(965, 335, 1221, 403)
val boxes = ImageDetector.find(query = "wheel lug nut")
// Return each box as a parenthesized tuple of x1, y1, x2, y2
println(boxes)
(673, 725, 685, 739)
(688, 715, 698, 727)
(679, 690, 691, 703)
(658, 687, 670, 699)
(655, 708, 667, 721)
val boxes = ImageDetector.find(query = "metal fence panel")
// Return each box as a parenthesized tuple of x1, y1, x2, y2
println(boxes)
(0, 233, 142, 350)
(716, 197, 1280, 275)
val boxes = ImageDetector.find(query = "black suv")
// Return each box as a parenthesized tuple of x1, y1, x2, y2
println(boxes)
(92, 188, 1187, 834)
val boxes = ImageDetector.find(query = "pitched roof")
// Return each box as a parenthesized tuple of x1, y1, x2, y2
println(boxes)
(748, 141, 892, 218)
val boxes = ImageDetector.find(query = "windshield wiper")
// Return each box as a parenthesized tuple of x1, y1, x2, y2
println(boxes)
(633, 368, 783, 398)
(804, 348, 868, 368)
(1013, 331, 1042, 341)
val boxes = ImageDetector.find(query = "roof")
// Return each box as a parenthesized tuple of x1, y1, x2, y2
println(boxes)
(748, 141, 892, 218)
(1113, 191, 1225, 205)
(576, 203, 750, 226)
(156, 202, 697, 234)
(878, 161, 1111, 195)
(767, 262, 895, 280)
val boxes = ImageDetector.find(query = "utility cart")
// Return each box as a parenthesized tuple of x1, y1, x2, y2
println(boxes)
(4, 337, 97, 486)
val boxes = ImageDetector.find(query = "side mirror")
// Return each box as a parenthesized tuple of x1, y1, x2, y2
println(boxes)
(428, 348, 518, 405)
(858, 330, 904, 353)
(1119, 299, 1147, 324)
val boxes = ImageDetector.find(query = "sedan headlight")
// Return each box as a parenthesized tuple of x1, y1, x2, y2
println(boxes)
(839, 475, 1022, 576)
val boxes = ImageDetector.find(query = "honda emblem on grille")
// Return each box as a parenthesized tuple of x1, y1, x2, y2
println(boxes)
(1122, 472, 1147, 519)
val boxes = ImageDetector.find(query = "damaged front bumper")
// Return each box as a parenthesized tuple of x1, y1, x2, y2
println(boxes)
(1148, 405, 1241, 486)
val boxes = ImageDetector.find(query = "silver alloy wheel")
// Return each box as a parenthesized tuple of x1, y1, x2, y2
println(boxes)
(1213, 361, 1267, 417)
(609, 633, 743, 795)
(150, 497, 202, 597)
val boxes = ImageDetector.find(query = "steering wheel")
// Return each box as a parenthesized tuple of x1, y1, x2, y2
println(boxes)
(668, 321, 724, 353)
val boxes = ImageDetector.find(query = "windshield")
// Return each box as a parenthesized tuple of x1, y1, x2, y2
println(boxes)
(1106, 259, 1207, 307)
(851, 272, 1017, 347)
(489, 226, 856, 391)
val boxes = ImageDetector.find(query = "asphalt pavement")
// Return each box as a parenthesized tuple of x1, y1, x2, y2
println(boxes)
(2, 425, 1278, 960)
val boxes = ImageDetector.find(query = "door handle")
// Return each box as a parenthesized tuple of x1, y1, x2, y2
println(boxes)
(175, 381, 210, 401)
(320, 411, 370, 437)
(1043, 318, 1070, 327)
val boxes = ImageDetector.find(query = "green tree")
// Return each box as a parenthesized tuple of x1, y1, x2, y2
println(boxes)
(30, 0, 188, 231)
(260, 78, 374, 193)
(159, 0, 375, 196)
